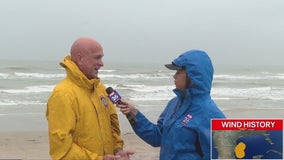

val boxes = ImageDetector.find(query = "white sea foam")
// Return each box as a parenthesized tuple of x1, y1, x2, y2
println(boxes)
(0, 112, 43, 116)
(0, 100, 44, 106)
(100, 73, 170, 79)
(270, 73, 284, 80)
(119, 84, 174, 92)
(129, 92, 175, 101)
(214, 74, 284, 80)
(0, 85, 54, 94)
(0, 73, 9, 79)
(211, 87, 284, 100)
(113, 84, 175, 101)
(14, 72, 65, 79)
(100, 69, 116, 73)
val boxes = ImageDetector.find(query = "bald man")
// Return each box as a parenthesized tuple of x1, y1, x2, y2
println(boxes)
(46, 37, 134, 160)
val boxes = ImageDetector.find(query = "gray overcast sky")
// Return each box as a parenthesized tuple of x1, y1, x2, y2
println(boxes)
(0, 0, 283, 66)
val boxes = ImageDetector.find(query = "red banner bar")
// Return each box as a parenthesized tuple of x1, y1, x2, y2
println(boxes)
(212, 119, 283, 130)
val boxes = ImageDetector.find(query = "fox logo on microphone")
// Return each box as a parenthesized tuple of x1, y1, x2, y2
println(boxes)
(106, 87, 137, 125)
(107, 90, 121, 104)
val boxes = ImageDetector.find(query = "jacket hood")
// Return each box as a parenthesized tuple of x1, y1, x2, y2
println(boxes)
(60, 55, 100, 90)
(172, 50, 214, 95)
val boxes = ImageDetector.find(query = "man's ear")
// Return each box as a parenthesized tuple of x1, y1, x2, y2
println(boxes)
(74, 53, 83, 66)
(78, 54, 82, 65)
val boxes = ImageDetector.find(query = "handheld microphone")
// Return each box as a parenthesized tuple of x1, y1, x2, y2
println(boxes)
(106, 87, 137, 125)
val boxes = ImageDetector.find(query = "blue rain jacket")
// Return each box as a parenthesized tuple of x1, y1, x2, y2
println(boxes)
(132, 50, 226, 160)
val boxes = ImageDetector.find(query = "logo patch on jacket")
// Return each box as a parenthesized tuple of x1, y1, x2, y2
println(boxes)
(100, 96, 108, 108)
(182, 114, 193, 126)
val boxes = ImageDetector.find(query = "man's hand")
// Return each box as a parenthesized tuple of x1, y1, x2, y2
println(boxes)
(103, 154, 121, 160)
(115, 150, 134, 160)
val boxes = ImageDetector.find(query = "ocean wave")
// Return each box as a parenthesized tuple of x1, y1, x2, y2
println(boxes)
(1, 83, 282, 102)
(100, 73, 170, 79)
(0, 100, 45, 106)
(211, 87, 284, 100)
(2, 71, 282, 82)
(104, 84, 175, 101)
(0, 72, 65, 80)
(14, 72, 65, 79)
(0, 73, 9, 79)
(100, 69, 116, 73)
(270, 73, 284, 79)
(214, 73, 284, 80)
(0, 85, 54, 94)
(2, 72, 170, 80)
(117, 84, 174, 92)
(129, 92, 175, 101)
(128, 87, 284, 102)
(0, 112, 44, 116)
(118, 84, 284, 101)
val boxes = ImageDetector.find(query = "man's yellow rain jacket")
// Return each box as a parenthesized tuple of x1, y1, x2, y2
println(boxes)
(46, 56, 123, 160)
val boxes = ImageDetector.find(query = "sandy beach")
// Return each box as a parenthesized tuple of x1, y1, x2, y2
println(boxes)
(0, 108, 283, 160)
(0, 131, 160, 160)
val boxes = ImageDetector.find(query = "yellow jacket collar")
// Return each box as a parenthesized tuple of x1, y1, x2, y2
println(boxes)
(60, 55, 100, 90)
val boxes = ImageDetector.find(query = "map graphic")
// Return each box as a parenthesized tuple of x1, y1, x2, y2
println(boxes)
(211, 119, 283, 159)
